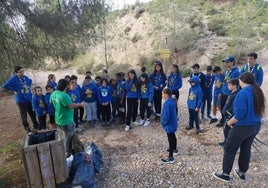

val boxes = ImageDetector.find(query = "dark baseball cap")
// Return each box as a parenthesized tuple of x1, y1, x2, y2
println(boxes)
(222, 56, 235, 63)
(248, 52, 257, 59)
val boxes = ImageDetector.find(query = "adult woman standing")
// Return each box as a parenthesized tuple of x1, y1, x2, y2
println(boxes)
(213, 72, 265, 182)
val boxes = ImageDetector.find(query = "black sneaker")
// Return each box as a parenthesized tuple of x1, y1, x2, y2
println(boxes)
(234, 168, 246, 180)
(218, 141, 225, 147)
(166, 149, 179, 155)
(196, 129, 200, 134)
(216, 123, 223, 127)
(186, 126, 193, 130)
(210, 118, 218, 124)
(161, 157, 175, 164)
(212, 172, 231, 182)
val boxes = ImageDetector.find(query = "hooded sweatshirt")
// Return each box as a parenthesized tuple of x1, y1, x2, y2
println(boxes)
(187, 76, 203, 110)
(32, 94, 47, 117)
(167, 73, 182, 92)
(45, 92, 55, 116)
(97, 85, 113, 104)
(2, 75, 32, 103)
(149, 72, 167, 91)
(220, 67, 240, 95)
(161, 97, 178, 133)
(140, 82, 154, 103)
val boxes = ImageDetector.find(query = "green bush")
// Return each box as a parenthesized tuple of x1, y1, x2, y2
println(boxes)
(124, 26, 131, 35)
(207, 16, 228, 36)
(134, 6, 146, 19)
(131, 33, 142, 43)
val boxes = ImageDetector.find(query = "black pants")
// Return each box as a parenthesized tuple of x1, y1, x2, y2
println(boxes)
(126, 98, 138, 125)
(223, 124, 261, 174)
(223, 123, 231, 143)
(97, 102, 101, 120)
(111, 102, 117, 119)
(189, 108, 200, 130)
(38, 116, 46, 130)
(74, 108, 79, 128)
(153, 90, 162, 116)
(17, 102, 39, 129)
(172, 90, 179, 115)
(220, 94, 228, 124)
(167, 133, 177, 158)
(100, 103, 111, 122)
(140, 98, 151, 120)
(117, 98, 126, 122)
(201, 94, 212, 117)
(79, 107, 84, 122)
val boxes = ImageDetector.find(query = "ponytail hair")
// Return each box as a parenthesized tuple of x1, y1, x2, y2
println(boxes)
(240, 72, 265, 116)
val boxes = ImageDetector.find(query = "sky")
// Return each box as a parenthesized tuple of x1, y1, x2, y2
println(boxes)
(106, 0, 152, 10)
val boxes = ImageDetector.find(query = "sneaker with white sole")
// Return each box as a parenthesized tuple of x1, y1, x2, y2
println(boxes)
(125, 125, 130, 132)
(161, 157, 175, 164)
(143, 120, 150, 126)
(132, 121, 140, 126)
(139, 119, 145, 126)
(212, 172, 231, 182)
(234, 168, 246, 180)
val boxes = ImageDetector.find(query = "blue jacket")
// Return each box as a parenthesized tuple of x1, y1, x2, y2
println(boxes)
(125, 79, 140, 99)
(220, 67, 240, 95)
(203, 74, 214, 98)
(167, 73, 182, 92)
(2, 75, 33, 103)
(187, 76, 203, 110)
(213, 73, 225, 97)
(111, 84, 118, 104)
(149, 72, 167, 91)
(48, 81, 57, 90)
(97, 86, 112, 104)
(45, 93, 55, 116)
(240, 63, 263, 86)
(81, 83, 97, 103)
(32, 94, 47, 117)
(117, 81, 125, 99)
(67, 88, 81, 103)
(190, 72, 206, 90)
(140, 82, 154, 103)
(161, 97, 178, 133)
(233, 85, 261, 126)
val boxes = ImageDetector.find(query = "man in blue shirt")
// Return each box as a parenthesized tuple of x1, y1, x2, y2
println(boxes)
(240, 52, 263, 86)
(2, 66, 39, 133)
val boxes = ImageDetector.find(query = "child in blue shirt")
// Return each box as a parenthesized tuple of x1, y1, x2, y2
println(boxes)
(116, 72, 126, 124)
(210, 66, 225, 124)
(161, 88, 178, 164)
(97, 78, 112, 126)
(67, 81, 82, 131)
(125, 69, 140, 132)
(47, 74, 57, 90)
(32, 86, 47, 130)
(201, 66, 214, 119)
(81, 76, 98, 126)
(45, 85, 56, 130)
(95, 76, 102, 121)
(186, 76, 203, 134)
(139, 73, 154, 126)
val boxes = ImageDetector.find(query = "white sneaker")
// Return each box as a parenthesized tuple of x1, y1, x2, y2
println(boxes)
(143, 120, 150, 126)
(132, 121, 140, 126)
(125, 125, 130, 132)
(139, 119, 145, 126)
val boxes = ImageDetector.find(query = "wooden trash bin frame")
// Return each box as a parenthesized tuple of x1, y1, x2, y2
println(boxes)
(21, 130, 68, 188)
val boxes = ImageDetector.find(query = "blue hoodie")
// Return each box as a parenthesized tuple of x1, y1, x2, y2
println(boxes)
(240, 63, 263, 86)
(48, 81, 57, 91)
(32, 94, 47, 117)
(167, 73, 182, 92)
(111, 84, 118, 104)
(2, 75, 33, 103)
(81, 82, 97, 103)
(97, 85, 112, 104)
(187, 76, 203, 110)
(125, 79, 140, 99)
(220, 67, 240, 95)
(117, 80, 125, 99)
(233, 85, 261, 126)
(213, 73, 225, 97)
(161, 97, 178, 133)
(149, 72, 167, 91)
(140, 82, 154, 103)
(67, 88, 81, 103)
(203, 74, 214, 97)
(45, 92, 55, 116)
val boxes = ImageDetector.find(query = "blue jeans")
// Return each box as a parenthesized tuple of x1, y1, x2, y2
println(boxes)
(222, 124, 261, 174)
(188, 108, 200, 130)
(60, 123, 75, 155)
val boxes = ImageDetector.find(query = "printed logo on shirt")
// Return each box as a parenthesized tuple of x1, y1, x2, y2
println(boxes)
(101, 89, 108, 97)
(86, 89, 92, 97)
(188, 92, 196, 100)
(131, 84, 137, 92)
(71, 94, 77, 102)
(215, 80, 223, 88)
(39, 99, 45, 108)
(141, 84, 148, 94)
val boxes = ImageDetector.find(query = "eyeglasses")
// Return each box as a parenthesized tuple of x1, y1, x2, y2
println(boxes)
(189, 81, 195, 83)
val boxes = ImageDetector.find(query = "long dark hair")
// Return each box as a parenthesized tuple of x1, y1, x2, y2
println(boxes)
(127, 69, 139, 87)
(152, 61, 164, 75)
(240, 72, 265, 116)
(171, 64, 180, 74)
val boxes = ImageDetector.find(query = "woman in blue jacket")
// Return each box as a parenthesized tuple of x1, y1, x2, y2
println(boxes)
(149, 61, 167, 121)
(213, 72, 265, 182)
(2, 66, 39, 132)
(161, 88, 178, 163)
(32, 86, 47, 130)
